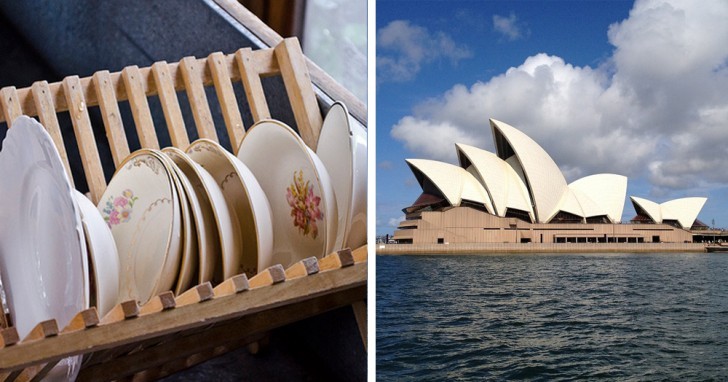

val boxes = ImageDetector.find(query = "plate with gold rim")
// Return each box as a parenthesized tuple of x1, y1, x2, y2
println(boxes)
(187, 139, 273, 278)
(152, 150, 198, 295)
(98, 149, 181, 304)
(163, 147, 230, 284)
(236, 119, 337, 268)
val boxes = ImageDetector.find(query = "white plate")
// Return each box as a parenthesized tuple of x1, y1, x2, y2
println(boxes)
(0, 116, 88, 381)
(164, 147, 233, 283)
(316, 102, 368, 249)
(153, 150, 198, 295)
(187, 139, 273, 277)
(98, 149, 181, 304)
(237, 120, 337, 267)
(74, 190, 120, 317)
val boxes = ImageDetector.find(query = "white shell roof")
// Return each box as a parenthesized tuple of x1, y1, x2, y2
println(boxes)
(456, 143, 534, 219)
(553, 188, 586, 221)
(569, 174, 628, 222)
(661, 197, 707, 228)
(406, 159, 494, 213)
(631, 196, 662, 223)
(490, 118, 567, 223)
(571, 187, 607, 218)
(631, 196, 706, 228)
(550, 187, 606, 222)
(405, 119, 709, 228)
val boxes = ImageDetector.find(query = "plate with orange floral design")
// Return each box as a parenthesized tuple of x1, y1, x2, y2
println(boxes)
(236, 119, 337, 268)
(97, 149, 181, 304)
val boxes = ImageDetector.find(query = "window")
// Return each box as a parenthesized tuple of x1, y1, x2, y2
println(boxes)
(504, 208, 532, 222)
(437, 238, 445, 244)
(303, 0, 367, 105)
(550, 211, 583, 224)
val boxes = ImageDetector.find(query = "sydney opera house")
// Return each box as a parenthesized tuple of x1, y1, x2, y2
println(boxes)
(392, 119, 708, 245)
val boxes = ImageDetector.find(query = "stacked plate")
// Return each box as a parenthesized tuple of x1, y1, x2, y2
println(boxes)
(315, 102, 368, 250)
(236, 103, 368, 267)
(98, 150, 183, 303)
(237, 120, 338, 267)
(0, 102, 368, 375)
(0, 116, 89, 381)
(186, 140, 273, 278)
(75, 190, 120, 318)
(97, 138, 280, 304)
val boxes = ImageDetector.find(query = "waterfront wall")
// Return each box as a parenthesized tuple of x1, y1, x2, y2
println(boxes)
(393, 207, 695, 245)
(377, 242, 707, 255)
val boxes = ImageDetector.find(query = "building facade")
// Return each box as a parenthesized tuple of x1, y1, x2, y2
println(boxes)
(393, 119, 706, 245)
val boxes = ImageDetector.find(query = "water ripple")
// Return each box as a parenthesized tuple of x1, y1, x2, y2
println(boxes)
(377, 253, 728, 380)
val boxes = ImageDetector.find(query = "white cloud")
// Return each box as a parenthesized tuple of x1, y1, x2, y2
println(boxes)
(377, 20, 472, 82)
(392, 116, 483, 162)
(391, 0, 728, 195)
(378, 160, 394, 170)
(388, 215, 404, 227)
(493, 13, 529, 41)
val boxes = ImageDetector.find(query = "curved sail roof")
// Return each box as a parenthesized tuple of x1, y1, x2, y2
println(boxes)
(551, 187, 605, 222)
(490, 118, 567, 223)
(631, 196, 706, 228)
(569, 174, 628, 222)
(403, 119, 708, 229)
(630, 196, 662, 223)
(406, 159, 494, 213)
(455, 143, 533, 219)
(661, 197, 707, 228)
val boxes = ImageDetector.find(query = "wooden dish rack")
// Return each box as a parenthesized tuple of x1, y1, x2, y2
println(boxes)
(0, 37, 367, 381)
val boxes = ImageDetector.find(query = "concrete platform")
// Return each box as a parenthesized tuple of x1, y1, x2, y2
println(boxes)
(377, 242, 707, 255)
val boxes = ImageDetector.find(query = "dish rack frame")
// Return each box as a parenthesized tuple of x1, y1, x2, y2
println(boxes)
(0, 37, 367, 381)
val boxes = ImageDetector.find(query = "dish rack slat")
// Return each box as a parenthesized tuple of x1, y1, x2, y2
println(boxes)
(92, 70, 131, 167)
(0, 37, 322, 204)
(208, 52, 246, 150)
(0, 251, 366, 381)
(0, 37, 367, 380)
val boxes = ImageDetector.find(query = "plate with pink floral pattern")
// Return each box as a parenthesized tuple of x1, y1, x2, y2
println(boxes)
(236, 119, 337, 267)
(98, 149, 181, 304)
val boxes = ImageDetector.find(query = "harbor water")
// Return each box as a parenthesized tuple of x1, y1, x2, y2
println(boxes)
(377, 253, 728, 380)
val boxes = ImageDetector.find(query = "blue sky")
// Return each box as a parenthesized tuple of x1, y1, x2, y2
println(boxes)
(376, 0, 728, 235)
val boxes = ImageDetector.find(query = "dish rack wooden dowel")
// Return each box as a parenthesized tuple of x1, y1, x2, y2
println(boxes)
(0, 37, 366, 380)
(0, 37, 322, 205)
